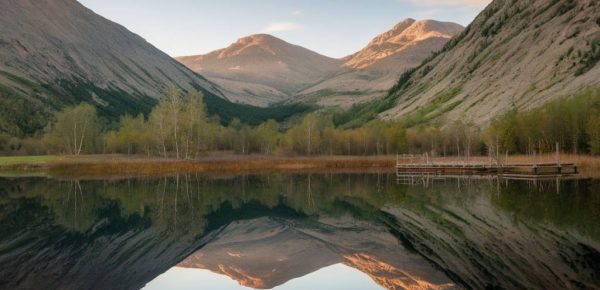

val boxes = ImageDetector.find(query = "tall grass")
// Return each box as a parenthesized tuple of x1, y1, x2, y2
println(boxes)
(45, 155, 397, 179)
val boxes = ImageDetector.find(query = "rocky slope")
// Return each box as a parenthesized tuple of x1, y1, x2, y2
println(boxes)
(177, 34, 343, 106)
(381, 0, 600, 124)
(0, 0, 223, 135)
(298, 19, 463, 107)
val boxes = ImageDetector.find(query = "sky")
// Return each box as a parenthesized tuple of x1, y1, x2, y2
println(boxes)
(143, 264, 382, 290)
(78, 0, 491, 58)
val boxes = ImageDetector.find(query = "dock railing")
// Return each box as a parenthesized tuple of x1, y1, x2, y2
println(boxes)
(396, 146, 577, 178)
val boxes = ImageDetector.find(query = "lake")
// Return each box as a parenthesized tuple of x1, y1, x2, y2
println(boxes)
(0, 173, 598, 289)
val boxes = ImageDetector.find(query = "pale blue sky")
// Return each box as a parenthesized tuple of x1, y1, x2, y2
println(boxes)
(78, 0, 491, 58)
(143, 264, 383, 290)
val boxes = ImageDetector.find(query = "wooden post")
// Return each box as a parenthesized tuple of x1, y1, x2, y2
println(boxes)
(556, 142, 560, 166)
(496, 135, 500, 166)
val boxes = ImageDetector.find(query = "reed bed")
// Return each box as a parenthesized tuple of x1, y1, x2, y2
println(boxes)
(2, 153, 599, 179)
(45, 155, 397, 179)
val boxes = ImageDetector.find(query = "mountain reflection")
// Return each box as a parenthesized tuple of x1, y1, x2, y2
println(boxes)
(0, 174, 598, 290)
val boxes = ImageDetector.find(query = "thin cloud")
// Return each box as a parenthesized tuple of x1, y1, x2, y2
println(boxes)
(292, 10, 302, 16)
(261, 22, 303, 33)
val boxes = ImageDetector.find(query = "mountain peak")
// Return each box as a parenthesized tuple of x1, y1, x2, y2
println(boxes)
(390, 18, 417, 32)
(344, 19, 463, 69)
(236, 34, 283, 45)
(176, 33, 342, 105)
(0, 0, 222, 133)
(381, 0, 600, 123)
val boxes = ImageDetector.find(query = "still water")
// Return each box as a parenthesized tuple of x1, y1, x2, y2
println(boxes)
(0, 173, 598, 290)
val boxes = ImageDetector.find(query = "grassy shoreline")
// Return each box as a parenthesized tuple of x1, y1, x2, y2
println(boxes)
(0, 154, 399, 178)
(1, 153, 599, 179)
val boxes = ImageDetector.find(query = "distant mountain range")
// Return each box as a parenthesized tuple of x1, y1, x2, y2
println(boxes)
(299, 19, 464, 107)
(2, 0, 599, 133)
(177, 19, 463, 107)
(380, 0, 600, 123)
(177, 34, 342, 106)
(0, 0, 224, 134)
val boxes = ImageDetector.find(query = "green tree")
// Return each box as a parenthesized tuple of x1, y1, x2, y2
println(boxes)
(44, 104, 100, 155)
(105, 114, 150, 155)
(586, 113, 600, 155)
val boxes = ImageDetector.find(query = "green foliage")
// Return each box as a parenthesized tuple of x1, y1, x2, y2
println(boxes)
(0, 85, 50, 136)
(44, 104, 101, 155)
(202, 92, 312, 126)
(331, 96, 395, 129)
(555, 0, 576, 16)
(586, 113, 600, 155)
(5, 79, 600, 158)
(486, 89, 600, 154)
(332, 68, 419, 129)
(56, 79, 158, 123)
(105, 114, 151, 155)
(402, 87, 462, 127)
(389, 67, 418, 93)
(575, 39, 600, 76)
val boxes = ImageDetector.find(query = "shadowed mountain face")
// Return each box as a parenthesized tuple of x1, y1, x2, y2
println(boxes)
(0, 174, 598, 290)
(382, 0, 600, 124)
(177, 19, 462, 107)
(0, 0, 223, 135)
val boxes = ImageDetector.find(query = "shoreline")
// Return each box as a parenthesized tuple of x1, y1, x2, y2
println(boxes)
(0, 155, 398, 179)
(1, 154, 599, 179)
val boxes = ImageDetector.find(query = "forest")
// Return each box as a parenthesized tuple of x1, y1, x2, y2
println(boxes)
(0, 86, 599, 158)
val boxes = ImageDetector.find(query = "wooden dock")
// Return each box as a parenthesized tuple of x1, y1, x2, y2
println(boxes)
(396, 162, 578, 178)
(396, 143, 579, 178)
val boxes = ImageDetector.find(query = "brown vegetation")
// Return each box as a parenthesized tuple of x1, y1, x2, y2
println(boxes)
(2, 153, 599, 180)
(43, 155, 397, 179)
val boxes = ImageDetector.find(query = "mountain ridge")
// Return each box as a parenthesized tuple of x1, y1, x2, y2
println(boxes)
(177, 34, 343, 106)
(380, 0, 600, 124)
(296, 19, 463, 107)
(177, 19, 463, 107)
(0, 0, 224, 135)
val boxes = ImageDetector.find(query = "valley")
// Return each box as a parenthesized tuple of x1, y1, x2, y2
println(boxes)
(0, 0, 599, 164)
(1, 1, 600, 290)
(177, 19, 463, 108)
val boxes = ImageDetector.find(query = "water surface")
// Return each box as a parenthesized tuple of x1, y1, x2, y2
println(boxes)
(0, 173, 598, 289)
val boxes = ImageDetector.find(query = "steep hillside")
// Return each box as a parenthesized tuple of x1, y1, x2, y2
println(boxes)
(298, 19, 463, 107)
(380, 0, 600, 124)
(0, 0, 224, 135)
(177, 34, 343, 106)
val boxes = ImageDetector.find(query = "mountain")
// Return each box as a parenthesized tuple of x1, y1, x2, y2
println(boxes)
(176, 34, 343, 106)
(177, 20, 462, 107)
(178, 217, 456, 289)
(298, 19, 464, 107)
(380, 0, 600, 124)
(0, 0, 224, 135)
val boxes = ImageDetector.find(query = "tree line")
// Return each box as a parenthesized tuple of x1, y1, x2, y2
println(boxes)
(1, 86, 599, 157)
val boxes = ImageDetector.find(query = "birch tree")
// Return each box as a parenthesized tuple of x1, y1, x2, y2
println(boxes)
(45, 104, 100, 155)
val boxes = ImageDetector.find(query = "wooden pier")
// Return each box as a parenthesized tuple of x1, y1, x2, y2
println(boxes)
(396, 143, 578, 178)
(396, 162, 578, 178)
